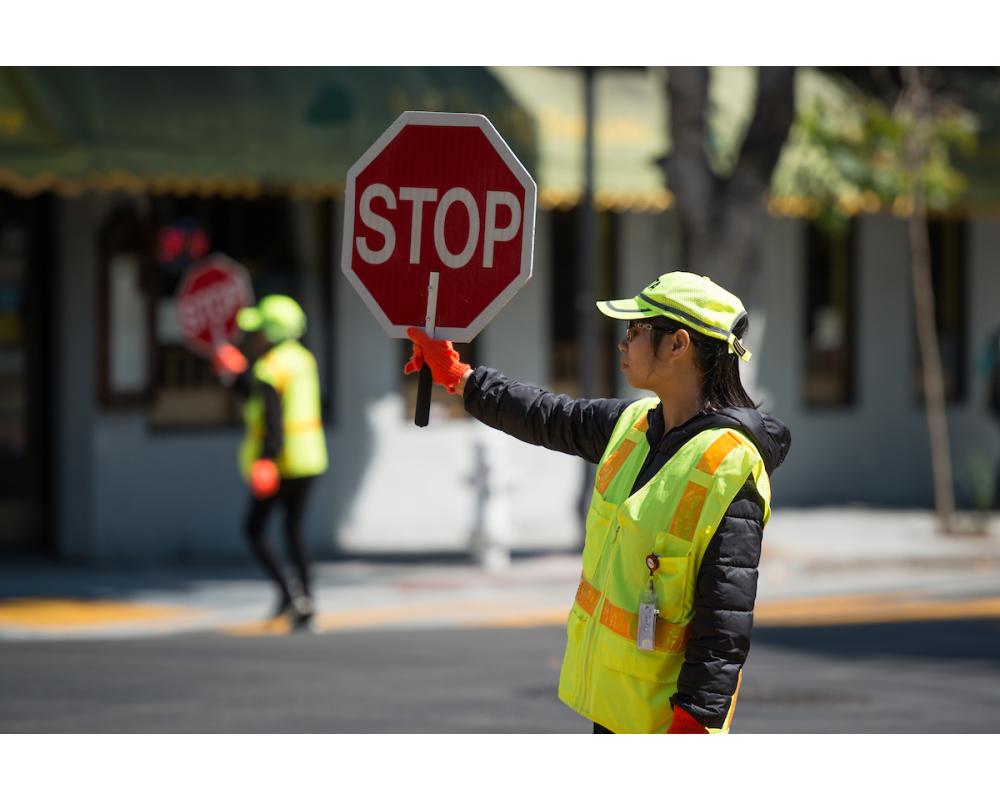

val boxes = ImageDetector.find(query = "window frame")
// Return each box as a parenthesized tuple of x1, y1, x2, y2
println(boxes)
(96, 201, 157, 410)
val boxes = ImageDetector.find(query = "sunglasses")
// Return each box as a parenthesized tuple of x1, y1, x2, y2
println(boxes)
(624, 321, 653, 343)
(625, 319, 683, 343)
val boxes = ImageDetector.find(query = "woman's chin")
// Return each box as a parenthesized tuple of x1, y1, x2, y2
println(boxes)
(622, 371, 643, 390)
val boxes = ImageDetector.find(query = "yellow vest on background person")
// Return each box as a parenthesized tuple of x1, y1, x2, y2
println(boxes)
(239, 339, 328, 480)
(236, 295, 328, 481)
(558, 396, 772, 734)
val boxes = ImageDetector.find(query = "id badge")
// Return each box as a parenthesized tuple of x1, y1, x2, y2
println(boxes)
(636, 580, 658, 651)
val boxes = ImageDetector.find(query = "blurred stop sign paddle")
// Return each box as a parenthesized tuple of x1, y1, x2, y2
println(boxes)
(342, 111, 537, 426)
(175, 254, 255, 356)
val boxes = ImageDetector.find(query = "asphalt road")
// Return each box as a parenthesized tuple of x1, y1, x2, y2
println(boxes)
(2, 617, 999, 733)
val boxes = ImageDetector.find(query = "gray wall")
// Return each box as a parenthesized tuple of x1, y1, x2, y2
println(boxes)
(53, 195, 103, 560)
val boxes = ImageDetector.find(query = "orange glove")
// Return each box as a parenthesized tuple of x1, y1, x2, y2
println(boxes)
(404, 327, 471, 394)
(212, 343, 248, 376)
(667, 706, 708, 734)
(250, 458, 280, 499)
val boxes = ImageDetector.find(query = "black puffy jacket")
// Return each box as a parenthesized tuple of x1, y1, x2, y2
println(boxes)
(464, 366, 791, 729)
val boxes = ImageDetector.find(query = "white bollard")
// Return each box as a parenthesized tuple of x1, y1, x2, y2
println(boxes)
(467, 425, 514, 572)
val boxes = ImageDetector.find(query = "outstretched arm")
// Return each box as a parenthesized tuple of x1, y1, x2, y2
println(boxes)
(464, 367, 630, 464)
(404, 328, 630, 463)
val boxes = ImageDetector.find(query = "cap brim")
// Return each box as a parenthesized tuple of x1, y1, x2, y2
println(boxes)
(236, 307, 262, 331)
(595, 298, 660, 320)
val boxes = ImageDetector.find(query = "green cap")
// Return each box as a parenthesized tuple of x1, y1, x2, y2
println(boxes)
(596, 271, 752, 362)
(237, 295, 307, 343)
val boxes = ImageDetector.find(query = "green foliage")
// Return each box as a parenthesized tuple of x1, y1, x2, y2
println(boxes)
(772, 77, 978, 233)
(959, 452, 997, 513)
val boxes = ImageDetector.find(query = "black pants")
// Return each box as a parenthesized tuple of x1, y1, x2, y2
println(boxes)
(244, 476, 315, 604)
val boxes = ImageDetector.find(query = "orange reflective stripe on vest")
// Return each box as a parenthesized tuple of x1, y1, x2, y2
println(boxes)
(284, 419, 322, 434)
(696, 430, 743, 475)
(574, 575, 690, 654)
(669, 431, 746, 541)
(243, 417, 322, 442)
(595, 414, 650, 494)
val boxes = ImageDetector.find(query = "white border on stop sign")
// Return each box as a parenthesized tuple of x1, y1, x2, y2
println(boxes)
(341, 110, 537, 344)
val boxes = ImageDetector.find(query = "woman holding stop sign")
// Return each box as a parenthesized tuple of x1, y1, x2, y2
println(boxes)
(405, 271, 790, 734)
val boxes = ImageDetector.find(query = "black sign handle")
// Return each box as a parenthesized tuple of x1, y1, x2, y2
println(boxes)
(415, 363, 433, 427)
(413, 272, 440, 428)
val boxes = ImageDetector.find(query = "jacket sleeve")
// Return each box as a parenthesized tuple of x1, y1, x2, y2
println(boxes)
(670, 479, 764, 729)
(230, 369, 252, 399)
(463, 366, 632, 464)
(258, 380, 284, 461)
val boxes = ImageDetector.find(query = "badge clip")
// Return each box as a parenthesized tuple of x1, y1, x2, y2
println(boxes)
(637, 553, 660, 651)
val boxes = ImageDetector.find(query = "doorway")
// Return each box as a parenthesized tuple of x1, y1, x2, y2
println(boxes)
(0, 192, 52, 552)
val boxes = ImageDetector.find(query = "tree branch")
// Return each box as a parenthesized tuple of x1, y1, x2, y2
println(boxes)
(728, 67, 796, 203)
(664, 66, 714, 237)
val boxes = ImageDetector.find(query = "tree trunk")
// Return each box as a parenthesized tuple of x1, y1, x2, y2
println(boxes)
(902, 66, 956, 535)
(665, 67, 796, 306)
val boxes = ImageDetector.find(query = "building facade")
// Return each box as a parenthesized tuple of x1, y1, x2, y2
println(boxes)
(2, 67, 999, 562)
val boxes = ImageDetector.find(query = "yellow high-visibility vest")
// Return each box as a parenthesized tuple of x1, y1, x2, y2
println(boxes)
(239, 339, 328, 480)
(558, 397, 771, 733)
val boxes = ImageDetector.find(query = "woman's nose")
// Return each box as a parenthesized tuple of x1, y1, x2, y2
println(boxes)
(618, 338, 628, 354)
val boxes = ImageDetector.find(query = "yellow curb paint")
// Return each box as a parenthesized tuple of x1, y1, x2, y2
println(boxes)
(0, 598, 194, 628)
(221, 617, 294, 637)
(220, 593, 1000, 637)
(221, 603, 463, 637)
(461, 608, 570, 629)
(755, 595, 1000, 627)
(221, 601, 567, 637)
(316, 606, 440, 631)
(757, 592, 921, 610)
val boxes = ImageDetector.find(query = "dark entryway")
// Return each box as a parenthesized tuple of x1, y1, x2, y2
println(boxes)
(0, 192, 52, 552)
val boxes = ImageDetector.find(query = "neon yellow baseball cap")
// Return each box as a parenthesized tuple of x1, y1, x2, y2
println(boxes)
(237, 295, 307, 343)
(596, 271, 752, 361)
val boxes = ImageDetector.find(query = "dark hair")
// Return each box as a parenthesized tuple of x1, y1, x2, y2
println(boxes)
(650, 317, 758, 411)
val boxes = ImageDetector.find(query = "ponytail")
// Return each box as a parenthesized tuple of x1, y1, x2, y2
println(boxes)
(650, 317, 758, 410)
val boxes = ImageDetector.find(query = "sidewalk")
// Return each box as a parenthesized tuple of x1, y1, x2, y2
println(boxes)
(2, 508, 999, 640)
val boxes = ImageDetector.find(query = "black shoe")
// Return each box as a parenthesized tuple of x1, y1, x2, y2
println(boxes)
(291, 595, 315, 631)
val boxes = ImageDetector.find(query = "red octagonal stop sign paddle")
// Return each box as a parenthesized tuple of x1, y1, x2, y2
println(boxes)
(342, 111, 537, 426)
(175, 253, 255, 357)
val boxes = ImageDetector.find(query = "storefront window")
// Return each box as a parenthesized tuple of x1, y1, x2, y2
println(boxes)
(97, 195, 334, 428)
(150, 196, 331, 427)
(804, 220, 856, 408)
(549, 208, 620, 398)
(914, 218, 966, 403)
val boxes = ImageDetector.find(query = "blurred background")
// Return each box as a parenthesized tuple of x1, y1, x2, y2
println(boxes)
(1, 66, 999, 733)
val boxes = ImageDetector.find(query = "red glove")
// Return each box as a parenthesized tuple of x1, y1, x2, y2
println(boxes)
(212, 343, 248, 377)
(250, 459, 280, 499)
(666, 706, 708, 734)
(404, 327, 471, 394)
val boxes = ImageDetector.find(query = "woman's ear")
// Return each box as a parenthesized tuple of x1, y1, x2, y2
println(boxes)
(672, 328, 691, 355)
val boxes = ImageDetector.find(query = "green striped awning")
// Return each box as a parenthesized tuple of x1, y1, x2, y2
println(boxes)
(0, 66, 537, 199)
